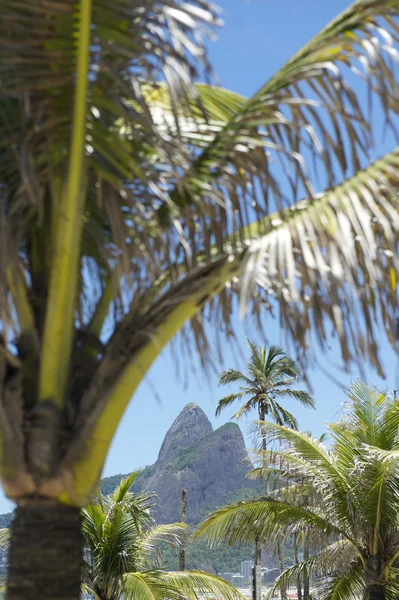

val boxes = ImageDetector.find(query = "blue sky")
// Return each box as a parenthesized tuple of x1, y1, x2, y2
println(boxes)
(0, 0, 397, 514)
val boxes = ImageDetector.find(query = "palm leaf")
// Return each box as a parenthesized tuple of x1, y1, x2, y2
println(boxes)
(267, 539, 359, 599)
(320, 562, 365, 600)
(159, 570, 245, 600)
(195, 497, 339, 547)
(112, 471, 142, 504)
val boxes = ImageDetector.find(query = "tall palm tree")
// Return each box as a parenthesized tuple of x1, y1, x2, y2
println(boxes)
(2, 1, 399, 597)
(81, 473, 242, 600)
(216, 343, 315, 442)
(216, 342, 314, 596)
(196, 381, 399, 600)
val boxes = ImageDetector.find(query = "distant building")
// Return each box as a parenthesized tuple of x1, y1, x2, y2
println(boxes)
(232, 575, 245, 586)
(240, 560, 254, 581)
(219, 572, 242, 585)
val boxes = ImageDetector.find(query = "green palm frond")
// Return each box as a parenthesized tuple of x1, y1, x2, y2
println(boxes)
(215, 393, 251, 418)
(267, 539, 359, 598)
(195, 497, 339, 547)
(112, 471, 142, 504)
(0, 529, 10, 553)
(123, 569, 244, 600)
(273, 389, 315, 409)
(266, 403, 298, 430)
(123, 571, 184, 600)
(320, 562, 365, 600)
(218, 369, 252, 387)
(81, 583, 101, 600)
(138, 523, 189, 566)
(160, 570, 245, 600)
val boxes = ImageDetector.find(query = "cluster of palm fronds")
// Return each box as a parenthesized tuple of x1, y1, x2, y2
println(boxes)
(81, 471, 244, 600)
(197, 381, 399, 600)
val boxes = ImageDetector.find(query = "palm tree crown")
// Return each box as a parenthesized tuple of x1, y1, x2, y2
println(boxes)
(216, 342, 315, 434)
(198, 381, 399, 600)
(82, 472, 243, 600)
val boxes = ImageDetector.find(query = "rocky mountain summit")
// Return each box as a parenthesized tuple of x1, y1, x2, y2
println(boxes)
(102, 403, 261, 523)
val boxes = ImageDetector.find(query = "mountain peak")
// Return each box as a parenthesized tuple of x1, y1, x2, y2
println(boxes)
(155, 403, 213, 469)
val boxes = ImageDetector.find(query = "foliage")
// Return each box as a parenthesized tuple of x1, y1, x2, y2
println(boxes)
(2, 0, 399, 510)
(83, 473, 244, 600)
(197, 381, 399, 600)
(217, 343, 314, 431)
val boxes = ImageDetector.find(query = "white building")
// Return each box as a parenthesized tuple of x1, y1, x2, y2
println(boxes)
(240, 560, 254, 581)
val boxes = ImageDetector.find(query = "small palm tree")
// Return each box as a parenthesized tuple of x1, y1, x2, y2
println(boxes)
(197, 381, 399, 600)
(82, 473, 243, 600)
(216, 342, 315, 451)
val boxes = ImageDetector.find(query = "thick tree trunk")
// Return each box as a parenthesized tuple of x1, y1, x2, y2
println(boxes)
(6, 499, 82, 600)
(364, 585, 385, 600)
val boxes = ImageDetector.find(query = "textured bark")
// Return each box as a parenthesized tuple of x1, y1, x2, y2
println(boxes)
(365, 584, 385, 600)
(6, 499, 82, 600)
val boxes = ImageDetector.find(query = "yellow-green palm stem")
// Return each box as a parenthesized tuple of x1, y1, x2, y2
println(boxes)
(61, 255, 241, 505)
(39, 0, 92, 408)
(88, 276, 114, 339)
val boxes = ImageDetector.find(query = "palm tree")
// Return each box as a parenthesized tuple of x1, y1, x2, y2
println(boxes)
(2, 1, 399, 597)
(216, 343, 314, 596)
(81, 473, 242, 600)
(196, 381, 399, 600)
(216, 343, 315, 446)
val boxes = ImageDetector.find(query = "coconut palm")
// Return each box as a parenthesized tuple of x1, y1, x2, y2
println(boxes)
(196, 381, 399, 600)
(3, 1, 399, 598)
(81, 473, 242, 600)
(216, 343, 313, 597)
(216, 343, 315, 437)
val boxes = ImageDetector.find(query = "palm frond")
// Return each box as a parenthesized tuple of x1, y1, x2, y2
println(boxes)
(138, 523, 189, 563)
(123, 571, 184, 600)
(267, 539, 359, 598)
(218, 369, 252, 387)
(195, 497, 339, 547)
(239, 146, 399, 372)
(112, 471, 142, 504)
(0, 528, 10, 552)
(273, 389, 315, 409)
(320, 562, 365, 600)
(215, 393, 250, 418)
(159, 570, 245, 600)
(81, 583, 101, 600)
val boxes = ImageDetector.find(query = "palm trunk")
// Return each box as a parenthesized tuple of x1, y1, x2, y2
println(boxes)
(364, 585, 385, 600)
(277, 539, 287, 600)
(254, 406, 266, 570)
(254, 536, 261, 566)
(179, 489, 187, 571)
(303, 535, 309, 600)
(293, 534, 302, 600)
(6, 499, 82, 600)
